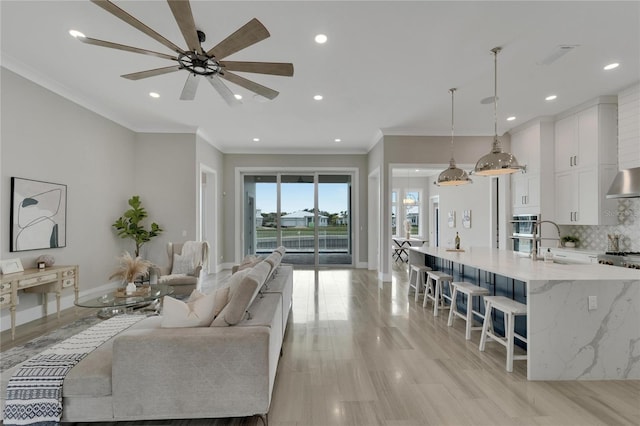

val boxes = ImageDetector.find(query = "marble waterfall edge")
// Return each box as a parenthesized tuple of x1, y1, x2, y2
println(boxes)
(528, 279, 640, 380)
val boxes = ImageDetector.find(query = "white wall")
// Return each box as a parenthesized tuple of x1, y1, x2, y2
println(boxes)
(429, 175, 493, 249)
(133, 133, 197, 266)
(1, 68, 137, 330)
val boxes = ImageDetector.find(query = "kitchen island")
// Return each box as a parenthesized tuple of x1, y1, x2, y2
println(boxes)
(409, 246, 639, 380)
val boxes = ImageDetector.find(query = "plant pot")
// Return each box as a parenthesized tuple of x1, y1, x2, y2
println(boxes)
(564, 242, 576, 248)
(126, 282, 137, 294)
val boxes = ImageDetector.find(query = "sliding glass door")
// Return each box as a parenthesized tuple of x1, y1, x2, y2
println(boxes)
(318, 174, 351, 266)
(243, 172, 353, 267)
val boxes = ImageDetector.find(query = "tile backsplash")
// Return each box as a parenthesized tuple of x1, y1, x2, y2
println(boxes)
(561, 199, 639, 252)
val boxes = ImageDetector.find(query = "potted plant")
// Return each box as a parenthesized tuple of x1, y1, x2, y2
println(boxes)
(112, 195, 163, 257)
(561, 235, 579, 248)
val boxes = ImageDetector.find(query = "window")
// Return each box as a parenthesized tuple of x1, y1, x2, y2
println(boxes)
(404, 189, 422, 237)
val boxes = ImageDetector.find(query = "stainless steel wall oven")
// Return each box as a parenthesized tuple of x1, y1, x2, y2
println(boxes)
(510, 214, 539, 254)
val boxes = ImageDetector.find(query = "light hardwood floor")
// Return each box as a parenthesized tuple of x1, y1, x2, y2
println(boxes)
(2, 265, 639, 425)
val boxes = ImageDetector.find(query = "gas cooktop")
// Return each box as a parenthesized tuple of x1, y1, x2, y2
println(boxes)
(598, 252, 640, 269)
(605, 251, 640, 256)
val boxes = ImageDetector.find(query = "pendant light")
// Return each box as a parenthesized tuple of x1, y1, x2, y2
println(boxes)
(474, 47, 523, 176)
(436, 88, 472, 186)
(402, 169, 416, 205)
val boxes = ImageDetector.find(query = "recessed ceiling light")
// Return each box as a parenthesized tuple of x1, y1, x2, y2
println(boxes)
(314, 94, 323, 101)
(149, 92, 160, 98)
(234, 94, 242, 100)
(334, 138, 341, 143)
(545, 95, 557, 101)
(315, 34, 327, 44)
(253, 138, 260, 142)
(604, 62, 619, 71)
(68, 29, 85, 38)
(507, 116, 516, 121)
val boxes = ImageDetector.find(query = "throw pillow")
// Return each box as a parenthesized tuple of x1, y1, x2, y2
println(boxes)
(161, 290, 217, 328)
(171, 253, 194, 275)
(210, 268, 259, 327)
(213, 286, 230, 317)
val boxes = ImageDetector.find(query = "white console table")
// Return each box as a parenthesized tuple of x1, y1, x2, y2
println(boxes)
(1, 265, 79, 340)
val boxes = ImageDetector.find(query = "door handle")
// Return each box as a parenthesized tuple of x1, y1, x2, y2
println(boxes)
(570, 157, 573, 167)
(574, 156, 578, 166)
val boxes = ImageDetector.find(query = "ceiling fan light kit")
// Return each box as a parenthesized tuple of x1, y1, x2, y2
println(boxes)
(474, 47, 523, 176)
(79, 0, 294, 106)
(436, 88, 472, 187)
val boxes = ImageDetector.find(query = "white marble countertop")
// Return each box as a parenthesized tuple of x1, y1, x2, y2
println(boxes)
(409, 246, 640, 282)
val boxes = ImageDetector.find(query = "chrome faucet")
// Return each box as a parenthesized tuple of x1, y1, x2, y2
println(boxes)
(531, 220, 562, 261)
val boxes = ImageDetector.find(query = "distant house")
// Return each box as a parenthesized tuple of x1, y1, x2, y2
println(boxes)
(281, 210, 328, 227)
(336, 215, 349, 226)
(256, 209, 263, 227)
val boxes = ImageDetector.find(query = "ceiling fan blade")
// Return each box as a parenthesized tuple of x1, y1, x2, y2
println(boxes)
(206, 75, 242, 107)
(207, 18, 270, 60)
(180, 73, 200, 100)
(121, 65, 182, 80)
(167, 0, 202, 54)
(90, 0, 184, 54)
(79, 37, 178, 61)
(220, 61, 294, 77)
(219, 71, 279, 100)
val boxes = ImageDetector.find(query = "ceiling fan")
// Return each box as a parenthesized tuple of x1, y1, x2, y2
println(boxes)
(75, 0, 294, 106)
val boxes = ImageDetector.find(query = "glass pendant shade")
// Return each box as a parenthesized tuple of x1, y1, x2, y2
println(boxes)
(473, 47, 522, 176)
(436, 88, 472, 186)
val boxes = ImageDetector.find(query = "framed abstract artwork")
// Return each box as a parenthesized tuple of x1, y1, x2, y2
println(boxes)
(448, 211, 456, 228)
(463, 210, 471, 228)
(10, 177, 67, 252)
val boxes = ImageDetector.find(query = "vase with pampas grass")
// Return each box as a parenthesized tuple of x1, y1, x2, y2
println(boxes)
(110, 252, 152, 294)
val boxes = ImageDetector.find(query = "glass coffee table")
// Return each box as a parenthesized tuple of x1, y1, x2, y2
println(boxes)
(75, 284, 174, 319)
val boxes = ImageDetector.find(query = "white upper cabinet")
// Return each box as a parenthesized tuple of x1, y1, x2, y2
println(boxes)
(554, 115, 577, 173)
(511, 124, 541, 174)
(553, 101, 618, 225)
(555, 104, 617, 173)
(509, 119, 554, 217)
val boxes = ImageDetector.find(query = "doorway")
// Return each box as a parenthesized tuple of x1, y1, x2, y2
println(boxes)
(199, 166, 217, 272)
(243, 172, 353, 267)
(430, 195, 440, 247)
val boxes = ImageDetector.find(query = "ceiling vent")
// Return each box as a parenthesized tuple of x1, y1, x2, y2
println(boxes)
(538, 45, 579, 65)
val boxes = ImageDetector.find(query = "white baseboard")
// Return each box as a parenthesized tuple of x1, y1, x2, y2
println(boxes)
(217, 262, 235, 273)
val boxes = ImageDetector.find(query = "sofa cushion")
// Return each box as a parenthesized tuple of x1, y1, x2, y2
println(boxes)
(236, 255, 263, 272)
(211, 262, 270, 326)
(161, 290, 217, 328)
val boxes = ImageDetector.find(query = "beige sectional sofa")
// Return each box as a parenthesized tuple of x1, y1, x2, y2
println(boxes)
(1, 247, 292, 424)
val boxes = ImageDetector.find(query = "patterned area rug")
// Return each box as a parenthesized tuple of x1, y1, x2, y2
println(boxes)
(0, 315, 102, 373)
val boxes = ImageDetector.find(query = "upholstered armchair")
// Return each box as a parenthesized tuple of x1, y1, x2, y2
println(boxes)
(151, 241, 209, 296)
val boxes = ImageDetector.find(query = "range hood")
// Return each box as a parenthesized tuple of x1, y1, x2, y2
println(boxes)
(606, 167, 640, 198)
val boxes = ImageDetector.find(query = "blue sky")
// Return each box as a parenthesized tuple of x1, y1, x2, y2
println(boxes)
(256, 183, 349, 214)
